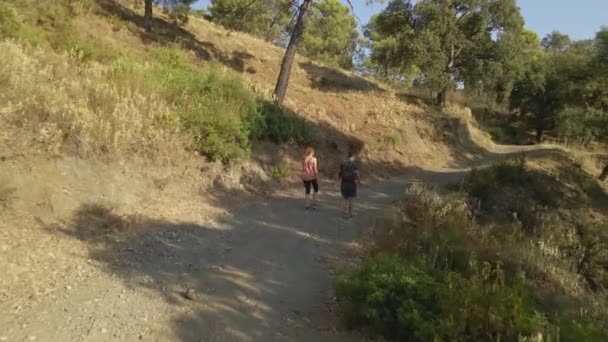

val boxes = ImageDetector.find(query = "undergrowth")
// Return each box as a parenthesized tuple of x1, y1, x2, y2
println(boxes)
(109, 47, 313, 162)
(336, 254, 545, 341)
(336, 159, 608, 341)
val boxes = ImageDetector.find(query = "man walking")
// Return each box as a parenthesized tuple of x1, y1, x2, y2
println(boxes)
(338, 151, 360, 219)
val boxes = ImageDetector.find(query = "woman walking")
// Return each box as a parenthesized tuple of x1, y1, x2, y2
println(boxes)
(302, 147, 319, 210)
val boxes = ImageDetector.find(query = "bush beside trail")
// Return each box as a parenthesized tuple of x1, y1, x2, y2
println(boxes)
(335, 158, 608, 341)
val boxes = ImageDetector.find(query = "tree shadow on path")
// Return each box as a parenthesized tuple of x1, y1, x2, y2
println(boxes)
(48, 190, 379, 341)
(45, 143, 579, 341)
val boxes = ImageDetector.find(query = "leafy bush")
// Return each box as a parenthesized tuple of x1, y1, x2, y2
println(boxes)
(559, 319, 607, 342)
(382, 132, 402, 148)
(465, 157, 528, 202)
(68, 35, 119, 64)
(335, 254, 544, 341)
(140, 48, 264, 163)
(345, 168, 608, 341)
(270, 160, 290, 181)
(463, 157, 559, 229)
(124, 49, 313, 162)
(557, 107, 608, 145)
(0, 2, 44, 45)
(0, 3, 21, 38)
(375, 184, 475, 273)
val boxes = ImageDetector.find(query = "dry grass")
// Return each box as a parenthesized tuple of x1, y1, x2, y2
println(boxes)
(85, 1, 455, 171)
(2, 0, 458, 174)
(563, 145, 604, 177)
(0, 41, 185, 161)
(0, 175, 16, 210)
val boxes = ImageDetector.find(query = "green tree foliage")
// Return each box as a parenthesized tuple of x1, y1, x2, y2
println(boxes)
(209, 0, 358, 68)
(365, 0, 525, 105)
(541, 30, 571, 53)
(298, 0, 358, 69)
(207, 0, 293, 43)
(511, 29, 608, 143)
(363, 0, 417, 80)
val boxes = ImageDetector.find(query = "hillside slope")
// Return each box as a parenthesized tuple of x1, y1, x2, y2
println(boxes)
(76, 0, 467, 172)
(2, 1, 606, 341)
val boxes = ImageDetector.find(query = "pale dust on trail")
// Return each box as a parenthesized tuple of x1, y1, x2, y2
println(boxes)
(0, 144, 556, 342)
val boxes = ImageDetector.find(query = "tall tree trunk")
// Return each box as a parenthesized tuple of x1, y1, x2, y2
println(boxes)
(535, 123, 544, 143)
(436, 88, 447, 106)
(495, 91, 505, 105)
(599, 164, 608, 182)
(144, 0, 153, 32)
(273, 0, 312, 105)
(436, 44, 456, 107)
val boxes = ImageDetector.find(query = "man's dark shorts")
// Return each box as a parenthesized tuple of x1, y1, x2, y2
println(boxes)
(341, 181, 357, 199)
(303, 179, 319, 194)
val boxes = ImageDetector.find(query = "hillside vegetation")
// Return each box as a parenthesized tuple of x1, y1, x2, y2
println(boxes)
(0, 0, 456, 173)
(337, 155, 608, 340)
(0, 0, 607, 341)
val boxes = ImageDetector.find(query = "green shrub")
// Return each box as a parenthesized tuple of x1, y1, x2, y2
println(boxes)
(335, 254, 545, 341)
(377, 185, 475, 273)
(258, 102, 314, 144)
(140, 49, 264, 163)
(464, 157, 558, 227)
(0, 3, 21, 38)
(345, 180, 608, 341)
(270, 160, 290, 181)
(3, 0, 100, 48)
(557, 107, 608, 145)
(382, 132, 402, 148)
(487, 126, 509, 143)
(559, 319, 606, 342)
(109, 49, 313, 163)
(68, 35, 119, 64)
(0, 2, 45, 45)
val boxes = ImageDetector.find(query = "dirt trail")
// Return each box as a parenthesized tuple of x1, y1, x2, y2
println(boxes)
(0, 144, 556, 342)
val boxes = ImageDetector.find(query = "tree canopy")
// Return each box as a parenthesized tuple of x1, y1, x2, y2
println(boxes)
(208, 0, 358, 69)
(299, 0, 358, 69)
(365, 0, 526, 105)
(510, 29, 608, 143)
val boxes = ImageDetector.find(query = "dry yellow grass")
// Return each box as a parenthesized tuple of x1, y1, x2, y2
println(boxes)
(71, 0, 457, 172)
(564, 145, 604, 176)
(0, 40, 185, 161)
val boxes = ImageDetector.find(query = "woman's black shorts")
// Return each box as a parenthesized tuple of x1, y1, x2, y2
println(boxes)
(303, 179, 319, 194)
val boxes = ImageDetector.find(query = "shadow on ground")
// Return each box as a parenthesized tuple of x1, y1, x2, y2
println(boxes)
(47, 178, 413, 340)
(96, 0, 255, 73)
(44, 139, 605, 341)
(299, 62, 385, 94)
